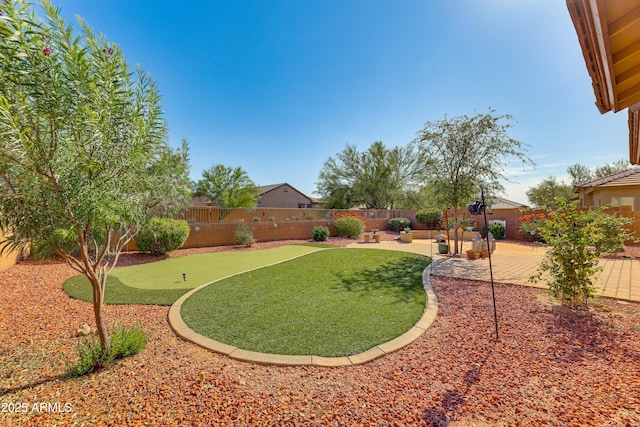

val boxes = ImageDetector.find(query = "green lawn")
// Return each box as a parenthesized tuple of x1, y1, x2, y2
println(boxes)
(180, 249, 430, 357)
(63, 245, 324, 305)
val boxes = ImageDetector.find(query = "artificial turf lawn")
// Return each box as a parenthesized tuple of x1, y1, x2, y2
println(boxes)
(63, 245, 324, 305)
(180, 248, 431, 357)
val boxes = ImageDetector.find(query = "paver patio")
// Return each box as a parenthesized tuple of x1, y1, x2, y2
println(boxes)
(348, 239, 640, 302)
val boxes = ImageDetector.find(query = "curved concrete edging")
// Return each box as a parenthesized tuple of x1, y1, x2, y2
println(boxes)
(168, 251, 439, 367)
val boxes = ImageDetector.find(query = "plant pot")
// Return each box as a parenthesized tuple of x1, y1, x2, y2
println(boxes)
(438, 243, 449, 254)
(400, 232, 413, 243)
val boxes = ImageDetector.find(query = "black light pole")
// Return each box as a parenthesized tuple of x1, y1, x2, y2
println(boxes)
(481, 189, 499, 340)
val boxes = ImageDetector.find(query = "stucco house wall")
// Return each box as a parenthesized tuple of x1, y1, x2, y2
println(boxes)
(574, 169, 640, 210)
(257, 184, 316, 209)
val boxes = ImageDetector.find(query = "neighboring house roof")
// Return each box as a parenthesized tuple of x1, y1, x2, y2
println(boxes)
(189, 183, 317, 208)
(490, 197, 528, 210)
(573, 168, 640, 194)
(566, 0, 640, 165)
(190, 195, 213, 207)
(258, 183, 314, 201)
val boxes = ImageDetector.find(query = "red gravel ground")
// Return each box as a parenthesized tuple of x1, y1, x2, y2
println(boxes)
(1, 236, 640, 426)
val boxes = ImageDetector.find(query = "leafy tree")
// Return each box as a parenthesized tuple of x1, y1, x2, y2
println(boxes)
(316, 141, 427, 209)
(530, 200, 633, 309)
(414, 110, 534, 254)
(567, 163, 593, 186)
(0, 1, 190, 356)
(593, 159, 633, 179)
(194, 164, 258, 208)
(526, 176, 574, 208)
(568, 160, 636, 186)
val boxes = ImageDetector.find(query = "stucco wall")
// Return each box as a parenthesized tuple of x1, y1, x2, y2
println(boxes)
(0, 231, 20, 272)
(582, 186, 640, 210)
(258, 187, 313, 208)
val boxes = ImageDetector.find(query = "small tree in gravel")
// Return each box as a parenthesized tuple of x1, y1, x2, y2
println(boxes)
(0, 1, 191, 358)
(414, 111, 534, 255)
(530, 200, 633, 310)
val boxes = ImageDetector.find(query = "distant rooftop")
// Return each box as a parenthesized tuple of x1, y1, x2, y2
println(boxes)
(573, 168, 640, 189)
(490, 197, 528, 210)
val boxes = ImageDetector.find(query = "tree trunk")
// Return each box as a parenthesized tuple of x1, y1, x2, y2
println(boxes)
(88, 271, 110, 356)
(452, 204, 460, 255)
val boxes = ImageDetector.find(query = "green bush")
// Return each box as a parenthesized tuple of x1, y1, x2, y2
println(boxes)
(306, 214, 315, 220)
(30, 238, 60, 260)
(235, 223, 256, 246)
(484, 223, 506, 240)
(65, 336, 107, 377)
(65, 324, 149, 377)
(312, 226, 330, 241)
(388, 217, 411, 232)
(252, 217, 261, 222)
(268, 216, 276, 222)
(415, 208, 443, 226)
(134, 218, 190, 255)
(335, 216, 364, 238)
(530, 200, 633, 309)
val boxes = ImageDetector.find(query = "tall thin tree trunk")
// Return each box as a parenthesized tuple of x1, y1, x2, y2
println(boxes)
(452, 204, 460, 255)
(89, 272, 109, 356)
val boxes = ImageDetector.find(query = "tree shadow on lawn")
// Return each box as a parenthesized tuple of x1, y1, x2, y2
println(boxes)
(330, 257, 430, 304)
(63, 275, 187, 306)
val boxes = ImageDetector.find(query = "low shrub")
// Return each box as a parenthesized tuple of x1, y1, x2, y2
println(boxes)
(65, 323, 149, 377)
(335, 216, 364, 238)
(65, 336, 107, 378)
(312, 226, 330, 241)
(252, 217, 260, 222)
(235, 223, 256, 246)
(388, 217, 410, 232)
(530, 200, 633, 309)
(484, 223, 506, 240)
(415, 208, 443, 227)
(110, 323, 148, 359)
(134, 218, 190, 255)
(306, 214, 315, 220)
(268, 216, 276, 222)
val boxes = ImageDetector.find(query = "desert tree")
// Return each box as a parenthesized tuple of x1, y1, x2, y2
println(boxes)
(414, 110, 534, 255)
(316, 141, 427, 209)
(568, 160, 637, 186)
(194, 164, 258, 208)
(0, 0, 191, 355)
(526, 176, 574, 209)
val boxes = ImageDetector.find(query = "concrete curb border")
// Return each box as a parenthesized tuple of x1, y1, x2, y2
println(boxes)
(168, 257, 438, 367)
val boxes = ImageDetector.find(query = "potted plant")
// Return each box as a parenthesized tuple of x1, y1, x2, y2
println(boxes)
(400, 227, 413, 243)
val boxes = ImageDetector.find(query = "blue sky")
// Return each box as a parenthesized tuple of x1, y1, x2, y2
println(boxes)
(51, 0, 629, 204)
